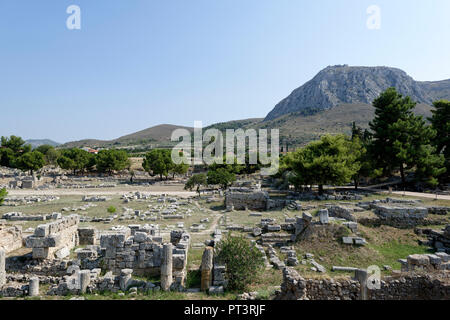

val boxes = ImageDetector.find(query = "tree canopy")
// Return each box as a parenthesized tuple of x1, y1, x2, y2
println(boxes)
(14, 151, 45, 174)
(207, 167, 236, 190)
(184, 173, 207, 196)
(142, 149, 173, 180)
(96, 149, 130, 174)
(429, 100, 450, 183)
(285, 134, 359, 194)
(369, 88, 445, 186)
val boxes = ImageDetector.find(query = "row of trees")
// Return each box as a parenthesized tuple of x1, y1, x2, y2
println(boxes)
(280, 88, 449, 192)
(0, 137, 132, 176)
(184, 167, 237, 195)
(57, 148, 131, 175)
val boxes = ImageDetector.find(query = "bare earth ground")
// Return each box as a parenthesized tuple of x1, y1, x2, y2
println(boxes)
(7, 184, 196, 197)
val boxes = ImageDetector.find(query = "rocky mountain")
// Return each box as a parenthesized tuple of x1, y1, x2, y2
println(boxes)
(60, 65, 450, 150)
(265, 65, 450, 121)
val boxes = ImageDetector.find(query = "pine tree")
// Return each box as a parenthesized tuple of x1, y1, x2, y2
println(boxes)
(428, 100, 450, 183)
(369, 88, 445, 186)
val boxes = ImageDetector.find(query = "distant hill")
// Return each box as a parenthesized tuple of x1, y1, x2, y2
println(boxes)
(61, 124, 193, 149)
(265, 65, 450, 121)
(60, 65, 450, 150)
(26, 139, 61, 149)
(203, 103, 432, 147)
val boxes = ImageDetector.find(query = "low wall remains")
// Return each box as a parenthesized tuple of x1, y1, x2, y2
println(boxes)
(0, 223, 23, 253)
(98, 228, 190, 290)
(225, 189, 269, 211)
(276, 267, 450, 300)
(25, 215, 80, 259)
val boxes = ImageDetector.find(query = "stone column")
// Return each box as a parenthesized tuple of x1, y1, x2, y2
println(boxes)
(119, 269, 133, 291)
(200, 247, 214, 291)
(79, 270, 91, 294)
(29, 277, 39, 296)
(354, 269, 368, 300)
(0, 249, 6, 287)
(161, 243, 173, 291)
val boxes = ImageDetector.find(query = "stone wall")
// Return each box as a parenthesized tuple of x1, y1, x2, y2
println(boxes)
(398, 253, 450, 272)
(368, 204, 428, 228)
(99, 228, 190, 290)
(327, 205, 356, 221)
(2, 212, 61, 221)
(0, 224, 23, 253)
(416, 225, 450, 253)
(78, 227, 97, 245)
(25, 214, 80, 259)
(225, 189, 269, 211)
(276, 267, 450, 300)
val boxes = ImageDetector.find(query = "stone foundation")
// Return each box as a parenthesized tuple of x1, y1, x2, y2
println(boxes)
(0, 224, 23, 253)
(25, 215, 80, 259)
(225, 188, 269, 211)
(99, 228, 190, 290)
(276, 267, 450, 300)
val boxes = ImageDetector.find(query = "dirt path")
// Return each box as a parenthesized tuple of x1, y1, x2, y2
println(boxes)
(198, 213, 223, 236)
(7, 186, 196, 198)
(375, 190, 450, 201)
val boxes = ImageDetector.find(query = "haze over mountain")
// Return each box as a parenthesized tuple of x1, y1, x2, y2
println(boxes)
(59, 65, 450, 149)
(26, 139, 61, 149)
(265, 65, 450, 121)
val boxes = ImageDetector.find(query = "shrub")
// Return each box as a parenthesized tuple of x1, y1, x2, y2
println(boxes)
(215, 234, 265, 292)
(107, 206, 117, 214)
(0, 188, 7, 205)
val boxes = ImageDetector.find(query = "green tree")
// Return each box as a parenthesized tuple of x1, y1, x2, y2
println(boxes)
(0, 148, 15, 167)
(429, 100, 450, 183)
(215, 234, 265, 292)
(35, 145, 60, 166)
(1, 136, 31, 154)
(369, 88, 445, 186)
(0, 188, 7, 205)
(14, 151, 45, 175)
(57, 148, 93, 175)
(207, 167, 236, 190)
(142, 149, 174, 180)
(184, 173, 207, 196)
(171, 162, 189, 178)
(350, 127, 375, 189)
(0, 135, 31, 168)
(286, 134, 359, 194)
(96, 149, 130, 174)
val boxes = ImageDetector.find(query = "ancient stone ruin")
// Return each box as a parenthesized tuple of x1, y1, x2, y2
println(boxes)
(25, 214, 80, 259)
(0, 222, 23, 253)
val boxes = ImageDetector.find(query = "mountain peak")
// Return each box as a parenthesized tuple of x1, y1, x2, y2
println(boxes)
(264, 65, 439, 121)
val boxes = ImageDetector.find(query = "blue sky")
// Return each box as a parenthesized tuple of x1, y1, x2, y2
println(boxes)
(1, 0, 449, 143)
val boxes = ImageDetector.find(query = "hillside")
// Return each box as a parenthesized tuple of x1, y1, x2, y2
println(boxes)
(207, 103, 432, 147)
(26, 139, 61, 149)
(61, 124, 193, 149)
(265, 65, 450, 121)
